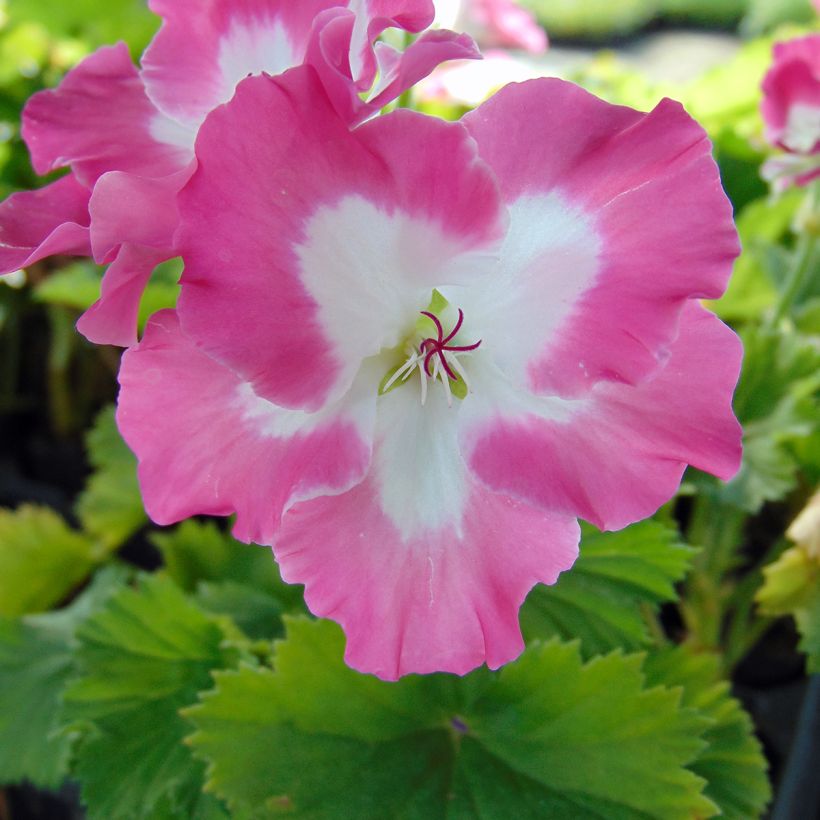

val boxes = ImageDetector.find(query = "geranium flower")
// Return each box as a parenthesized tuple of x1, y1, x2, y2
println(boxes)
(435, 0, 547, 53)
(117, 67, 742, 680)
(0, 0, 476, 346)
(761, 34, 820, 190)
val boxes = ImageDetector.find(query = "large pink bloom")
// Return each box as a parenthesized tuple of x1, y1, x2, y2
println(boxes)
(2, 0, 476, 346)
(761, 34, 820, 189)
(118, 68, 742, 680)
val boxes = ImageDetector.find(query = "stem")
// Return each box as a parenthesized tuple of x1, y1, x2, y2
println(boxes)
(46, 305, 76, 438)
(766, 232, 819, 329)
(682, 495, 746, 651)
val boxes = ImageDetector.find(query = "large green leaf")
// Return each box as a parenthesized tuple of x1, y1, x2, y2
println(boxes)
(75, 405, 146, 550)
(186, 617, 715, 819)
(520, 521, 693, 657)
(0, 504, 99, 616)
(63, 575, 234, 819)
(644, 646, 771, 819)
(0, 567, 128, 788)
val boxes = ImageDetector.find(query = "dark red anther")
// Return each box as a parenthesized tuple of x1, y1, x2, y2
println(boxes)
(419, 308, 481, 381)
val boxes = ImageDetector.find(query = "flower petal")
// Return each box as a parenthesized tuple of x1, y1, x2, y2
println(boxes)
(22, 43, 191, 187)
(88, 164, 195, 263)
(460, 302, 743, 531)
(0, 175, 90, 273)
(177, 67, 504, 410)
(141, 0, 340, 130)
(275, 384, 579, 679)
(76, 244, 171, 347)
(117, 310, 377, 544)
(347, 0, 436, 83)
(462, 79, 739, 398)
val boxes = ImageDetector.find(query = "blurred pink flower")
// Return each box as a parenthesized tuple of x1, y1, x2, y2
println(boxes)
(118, 68, 741, 680)
(761, 34, 820, 190)
(436, 0, 547, 53)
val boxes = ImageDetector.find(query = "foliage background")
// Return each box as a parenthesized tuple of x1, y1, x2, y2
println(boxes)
(0, 0, 818, 818)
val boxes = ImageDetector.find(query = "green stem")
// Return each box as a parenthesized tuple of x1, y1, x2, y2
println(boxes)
(46, 304, 76, 437)
(767, 232, 819, 329)
(682, 495, 746, 651)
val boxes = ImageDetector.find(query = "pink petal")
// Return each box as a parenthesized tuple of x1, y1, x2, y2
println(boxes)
(0, 175, 90, 273)
(348, 0, 436, 83)
(275, 382, 579, 680)
(462, 302, 743, 531)
(22, 43, 191, 187)
(117, 309, 376, 543)
(177, 68, 504, 411)
(88, 164, 195, 263)
(141, 0, 341, 130)
(76, 244, 171, 347)
(462, 79, 739, 399)
(364, 29, 481, 116)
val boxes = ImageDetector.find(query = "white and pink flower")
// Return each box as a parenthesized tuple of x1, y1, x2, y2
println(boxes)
(117, 67, 742, 680)
(761, 34, 820, 190)
(1, 0, 476, 346)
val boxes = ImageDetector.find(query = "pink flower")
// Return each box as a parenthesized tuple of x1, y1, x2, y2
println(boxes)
(436, 0, 547, 54)
(761, 35, 820, 190)
(0, 0, 477, 346)
(117, 67, 742, 680)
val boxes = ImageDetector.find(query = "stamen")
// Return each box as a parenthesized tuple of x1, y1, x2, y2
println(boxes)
(381, 306, 481, 406)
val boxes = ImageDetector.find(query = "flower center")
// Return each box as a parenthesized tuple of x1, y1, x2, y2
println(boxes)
(379, 305, 482, 407)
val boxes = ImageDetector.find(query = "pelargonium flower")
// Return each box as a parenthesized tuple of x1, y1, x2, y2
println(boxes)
(118, 67, 742, 680)
(435, 0, 547, 53)
(761, 34, 820, 190)
(0, 0, 477, 346)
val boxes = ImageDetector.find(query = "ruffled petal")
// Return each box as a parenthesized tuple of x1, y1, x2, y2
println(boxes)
(347, 0, 436, 83)
(141, 0, 340, 131)
(461, 79, 739, 398)
(0, 175, 90, 273)
(76, 244, 171, 347)
(275, 382, 579, 679)
(88, 164, 195, 263)
(177, 67, 504, 411)
(117, 310, 377, 544)
(22, 43, 192, 187)
(460, 302, 743, 531)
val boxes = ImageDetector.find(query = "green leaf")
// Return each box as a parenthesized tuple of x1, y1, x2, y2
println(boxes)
(76, 405, 146, 550)
(152, 519, 304, 609)
(710, 190, 802, 322)
(195, 581, 285, 641)
(186, 617, 715, 819)
(0, 566, 128, 788)
(644, 646, 771, 819)
(520, 521, 694, 657)
(33, 261, 103, 313)
(0, 504, 99, 617)
(757, 545, 820, 673)
(693, 327, 820, 512)
(63, 575, 235, 819)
